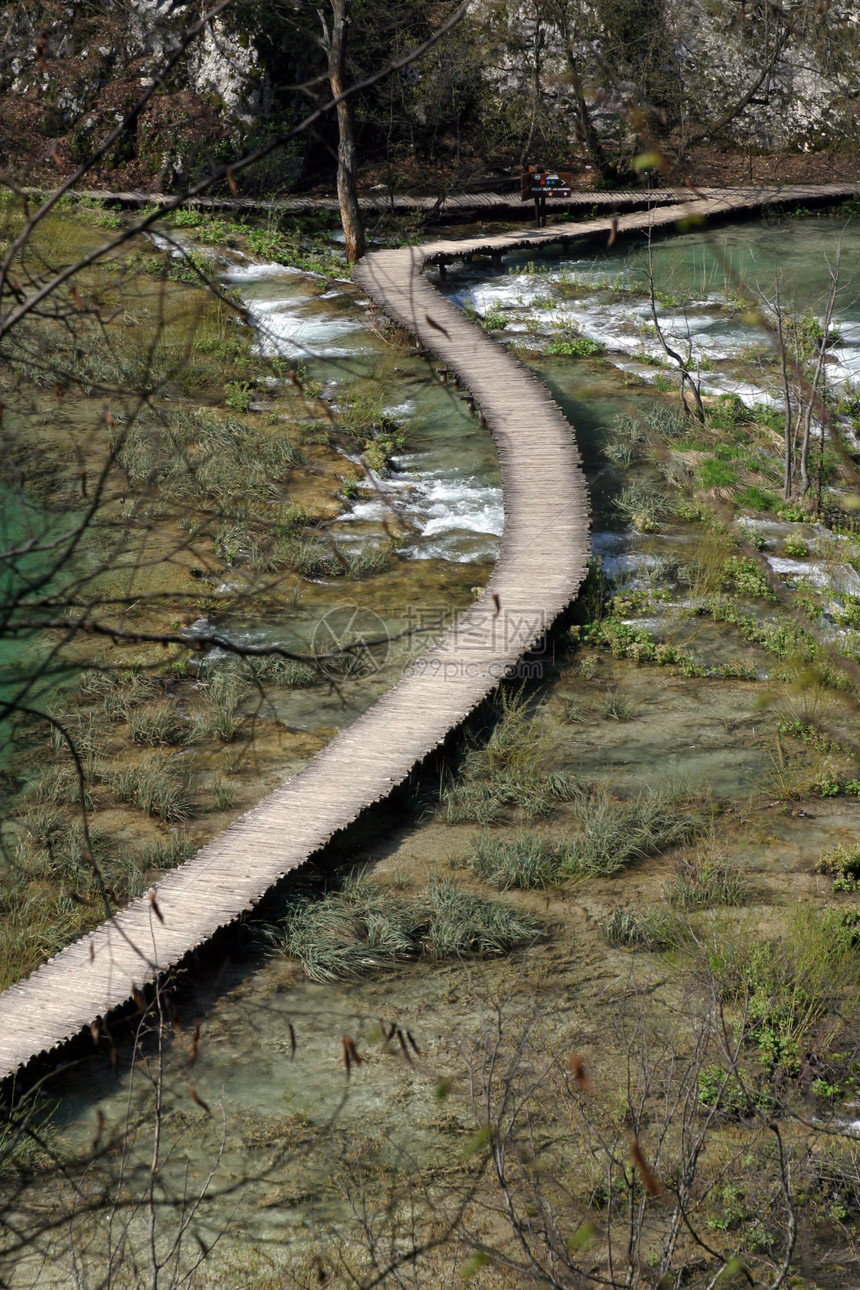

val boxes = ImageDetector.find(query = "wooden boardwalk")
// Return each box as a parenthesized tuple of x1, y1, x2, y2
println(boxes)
(1, 182, 857, 1080)
(21, 179, 860, 220)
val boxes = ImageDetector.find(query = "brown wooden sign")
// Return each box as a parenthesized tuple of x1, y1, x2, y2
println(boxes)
(521, 167, 573, 200)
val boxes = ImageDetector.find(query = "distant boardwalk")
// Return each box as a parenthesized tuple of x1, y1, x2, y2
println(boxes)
(1, 183, 856, 1080)
(21, 179, 860, 219)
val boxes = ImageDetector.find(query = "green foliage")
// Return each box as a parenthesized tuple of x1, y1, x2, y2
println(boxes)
(546, 335, 606, 358)
(735, 485, 778, 513)
(708, 393, 752, 432)
(816, 842, 860, 880)
(699, 457, 738, 490)
(783, 534, 809, 558)
(580, 618, 705, 677)
(224, 380, 254, 412)
(482, 311, 507, 331)
(706, 908, 860, 1078)
(722, 556, 777, 601)
(170, 207, 205, 228)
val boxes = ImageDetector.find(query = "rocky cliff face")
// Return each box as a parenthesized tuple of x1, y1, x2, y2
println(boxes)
(670, 0, 860, 151)
(0, 1, 857, 193)
(0, 0, 277, 190)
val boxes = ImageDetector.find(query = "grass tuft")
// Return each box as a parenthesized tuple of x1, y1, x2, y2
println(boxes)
(466, 832, 559, 890)
(562, 787, 707, 878)
(270, 875, 540, 981)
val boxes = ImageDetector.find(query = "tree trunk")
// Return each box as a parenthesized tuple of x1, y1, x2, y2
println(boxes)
(567, 57, 616, 187)
(328, 0, 366, 263)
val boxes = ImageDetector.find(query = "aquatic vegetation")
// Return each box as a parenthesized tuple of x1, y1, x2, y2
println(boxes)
(614, 480, 673, 532)
(601, 413, 647, 466)
(440, 691, 580, 824)
(721, 556, 777, 601)
(600, 689, 637, 721)
(466, 831, 560, 890)
(105, 757, 194, 821)
(270, 875, 540, 981)
(665, 850, 748, 910)
(136, 833, 195, 871)
(562, 787, 708, 877)
(188, 689, 245, 744)
(126, 699, 186, 747)
(600, 904, 686, 951)
(577, 619, 706, 677)
(546, 335, 606, 358)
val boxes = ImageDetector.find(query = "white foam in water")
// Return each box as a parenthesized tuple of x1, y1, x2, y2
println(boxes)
(336, 458, 503, 563)
(221, 262, 305, 281)
(447, 264, 860, 415)
(244, 298, 368, 358)
(224, 263, 500, 562)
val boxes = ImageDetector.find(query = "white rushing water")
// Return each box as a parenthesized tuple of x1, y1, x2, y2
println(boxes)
(224, 261, 503, 563)
(444, 244, 860, 415)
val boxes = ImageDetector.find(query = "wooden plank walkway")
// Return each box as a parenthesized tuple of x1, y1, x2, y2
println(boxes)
(1, 181, 856, 1080)
(21, 180, 860, 219)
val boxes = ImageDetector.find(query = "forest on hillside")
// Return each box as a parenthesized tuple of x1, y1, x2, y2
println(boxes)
(1, 0, 859, 198)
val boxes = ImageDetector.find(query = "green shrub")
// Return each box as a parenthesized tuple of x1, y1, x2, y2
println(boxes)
(708, 393, 752, 431)
(816, 843, 860, 879)
(224, 380, 254, 412)
(547, 336, 606, 358)
(705, 907, 860, 1077)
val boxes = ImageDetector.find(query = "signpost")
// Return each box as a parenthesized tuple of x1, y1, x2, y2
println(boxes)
(520, 166, 573, 226)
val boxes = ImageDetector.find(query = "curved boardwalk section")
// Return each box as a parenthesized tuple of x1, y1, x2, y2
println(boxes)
(0, 224, 591, 1080)
(6, 183, 855, 1078)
